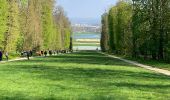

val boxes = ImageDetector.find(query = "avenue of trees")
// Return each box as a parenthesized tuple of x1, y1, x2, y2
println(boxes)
(0, 0, 72, 53)
(101, 0, 170, 61)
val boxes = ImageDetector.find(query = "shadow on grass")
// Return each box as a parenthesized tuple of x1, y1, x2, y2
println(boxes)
(24, 51, 136, 67)
(1, 51, 170, 99)
(10, 64, 170, 84)
(0, 91, 62, 100)
(11, 51, 170, 81)
(2, 64, 169, 100)
(112, 82, 170, 89)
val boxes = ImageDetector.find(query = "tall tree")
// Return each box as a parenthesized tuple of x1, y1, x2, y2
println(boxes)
(103, 0, 170, 61)
(4, 0, 20, 52)
(101, 13, 109, 52)
(41, 0, 54, 49)
(0, 0, 72, 55)
(0, 0, 8, 50)
(53, 6, 72, 50)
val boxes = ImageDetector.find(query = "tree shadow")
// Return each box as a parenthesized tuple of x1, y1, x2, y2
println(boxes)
(111, 82, 170, 89)
(0, 90, 29, 100)
(3, 63, 169, 99)
(23, 51, 137, 67)
(0, 89, 63, 100)
(2, 51, 170, 99)
(9, 64, 170, 82)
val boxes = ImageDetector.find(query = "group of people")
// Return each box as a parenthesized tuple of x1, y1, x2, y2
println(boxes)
(21, 49, 73, 60)
(0, 49, 73, 61)
(21, 50, 33, 60)
(0, 51, 9, 61)
(38, 50, 72, 57)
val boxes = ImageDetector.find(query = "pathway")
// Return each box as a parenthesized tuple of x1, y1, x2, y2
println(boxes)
(0, 52, 71, 64)
(100, 52, 170, 76)
(0, 57, 31, 63)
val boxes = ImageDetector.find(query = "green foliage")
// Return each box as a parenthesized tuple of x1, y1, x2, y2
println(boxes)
(101, 13, 109, 52)
(108, 7, 116, 52)
(5, 0, 20, 52)
(0, 0, 72, 55)
(64, 29, 71, 49)
(102, 0, 170, 61)
(0, 0, 8, 50)
(107, 1, 132, 54)
(42, 0, 54, 49)
(53, 6, 72, 50)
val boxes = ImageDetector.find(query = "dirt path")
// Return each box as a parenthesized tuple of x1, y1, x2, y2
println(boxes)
(0, 52, 72, 64)
(0, 57, 32, 63)
(100, 52, 170, 76)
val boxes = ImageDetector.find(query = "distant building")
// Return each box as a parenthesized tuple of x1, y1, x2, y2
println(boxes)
(72, 24, 101, 33)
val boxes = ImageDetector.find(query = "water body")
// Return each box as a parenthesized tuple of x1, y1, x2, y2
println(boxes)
(73, 32, 101, 50)
(73, 32, 101, 39)
(73, 46, 100, 50)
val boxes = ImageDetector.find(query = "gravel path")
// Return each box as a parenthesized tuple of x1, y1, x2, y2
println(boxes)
(100, 52, 170, 76)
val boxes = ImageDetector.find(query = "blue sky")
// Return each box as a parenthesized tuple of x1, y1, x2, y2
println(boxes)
(56, 0, 117, 20)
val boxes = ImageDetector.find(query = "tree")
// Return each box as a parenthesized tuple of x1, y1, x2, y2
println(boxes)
(4, 0, 20, 52)
(103, 0, 170, 61)
(41, 0, 55, 50)
(101, 13, 109, 52)
(0, 0, 8, 50)
(0, 0, 72, 54)
(53, 6, 72, 50)
(107, 1, 132, 55)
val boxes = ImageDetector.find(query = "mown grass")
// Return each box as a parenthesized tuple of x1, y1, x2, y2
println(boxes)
(0, 51, 170, 100)
(124, 56, 170, 71)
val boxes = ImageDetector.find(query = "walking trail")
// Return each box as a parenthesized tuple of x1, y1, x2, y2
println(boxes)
(0, 57, 31, 63)
(100, 52, 170, 76)
(0, 52, 71, 64)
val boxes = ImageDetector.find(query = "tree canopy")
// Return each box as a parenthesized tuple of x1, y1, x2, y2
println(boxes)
(0, 0, 72, 53)
(101, 0, 170, 61)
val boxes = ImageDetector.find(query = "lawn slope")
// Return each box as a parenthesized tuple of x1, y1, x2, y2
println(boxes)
(0, 51, 170, 100)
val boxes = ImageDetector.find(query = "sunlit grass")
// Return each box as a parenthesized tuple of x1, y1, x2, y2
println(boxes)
(125, 56, 170, 71)
(0, 51, 170, 99)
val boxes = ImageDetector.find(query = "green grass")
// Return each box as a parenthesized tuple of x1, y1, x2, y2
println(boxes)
(2, 52, 21, 60)
(0, 51, 170, 100)
(123, 56, 170, 71)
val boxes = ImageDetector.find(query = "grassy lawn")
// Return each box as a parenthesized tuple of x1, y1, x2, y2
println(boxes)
(0, 51, 170, 100)
(124, 56, 170, 71)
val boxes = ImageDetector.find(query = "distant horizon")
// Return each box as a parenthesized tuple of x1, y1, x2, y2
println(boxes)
(57, 0, 117, 24)
(70, 17, 100, 25)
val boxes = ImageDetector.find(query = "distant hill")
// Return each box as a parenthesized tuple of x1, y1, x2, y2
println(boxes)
(72, 24, 101, 33)
(70, 17, 100, 26)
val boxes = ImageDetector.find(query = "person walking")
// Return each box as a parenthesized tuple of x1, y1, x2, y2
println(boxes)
(26, 51, 30, 60)
(49, 50, 52, 56)
(44, 51, 47, 57)
(0, 51, 3, 61)
(41, 51, 44, 56)
(5, 52, 9, 61)
(30, 50, 33, 57)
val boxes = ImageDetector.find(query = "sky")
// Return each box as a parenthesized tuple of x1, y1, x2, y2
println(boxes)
(56, 0, 118, 24)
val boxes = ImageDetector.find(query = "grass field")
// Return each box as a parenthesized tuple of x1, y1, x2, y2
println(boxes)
(0, 51, 170, 100)
(124, 57, 170, 71)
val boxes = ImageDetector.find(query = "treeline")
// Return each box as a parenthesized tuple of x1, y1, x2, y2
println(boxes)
(0, 0, 72, 53)
(101, 0, 170, 61)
